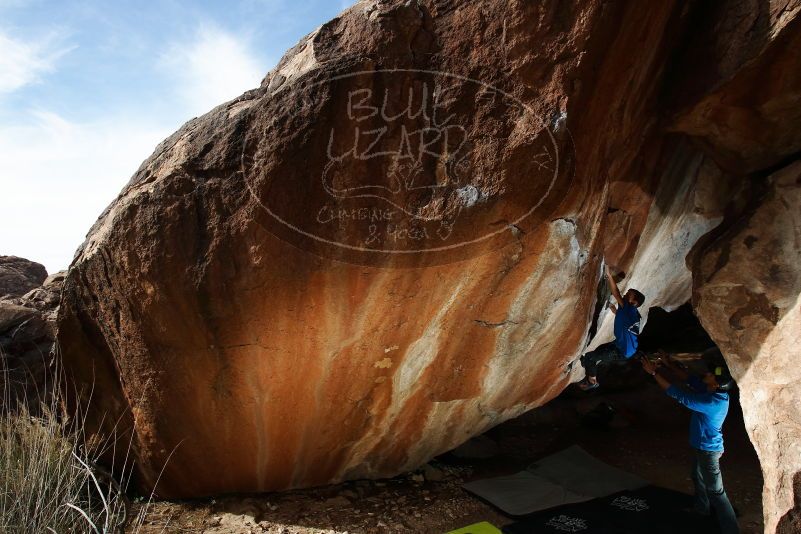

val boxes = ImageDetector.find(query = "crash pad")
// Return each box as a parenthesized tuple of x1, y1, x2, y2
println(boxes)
(445, 521, 503, 534)
(462, 446, 646, 516)
(502, 485, 721, 533)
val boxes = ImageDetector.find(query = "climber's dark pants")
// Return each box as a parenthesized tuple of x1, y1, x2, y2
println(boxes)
(580, 341, 625, 377)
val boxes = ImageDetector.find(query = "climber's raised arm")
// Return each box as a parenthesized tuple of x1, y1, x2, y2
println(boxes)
(605, 263, 624, 307)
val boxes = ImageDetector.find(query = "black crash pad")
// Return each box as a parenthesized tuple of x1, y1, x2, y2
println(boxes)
(502, 485, 722, 534)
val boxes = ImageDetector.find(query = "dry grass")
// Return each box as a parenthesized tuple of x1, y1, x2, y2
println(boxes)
(0, 348, 153, 533)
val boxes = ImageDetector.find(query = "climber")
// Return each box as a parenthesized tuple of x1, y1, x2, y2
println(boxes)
(578, 263, 645, 390)
(641, 354, 739, 534)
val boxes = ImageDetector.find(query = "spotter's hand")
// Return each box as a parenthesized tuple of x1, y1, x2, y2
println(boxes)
(657, 352, 679, 368)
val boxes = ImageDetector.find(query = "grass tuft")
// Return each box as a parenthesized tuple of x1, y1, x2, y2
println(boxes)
(0, 347, 151, 533)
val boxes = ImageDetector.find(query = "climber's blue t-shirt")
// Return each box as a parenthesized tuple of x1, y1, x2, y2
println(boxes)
(613, 302, 640, 357)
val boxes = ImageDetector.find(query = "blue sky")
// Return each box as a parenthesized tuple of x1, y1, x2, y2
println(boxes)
(0, 0, 354, 272)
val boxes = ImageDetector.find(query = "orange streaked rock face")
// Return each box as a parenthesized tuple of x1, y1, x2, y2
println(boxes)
(57, 4, 801, 529)
(58, 0, 670, 498)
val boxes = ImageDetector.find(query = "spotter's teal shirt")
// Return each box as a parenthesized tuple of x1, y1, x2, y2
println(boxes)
(666, 384, 729, 452)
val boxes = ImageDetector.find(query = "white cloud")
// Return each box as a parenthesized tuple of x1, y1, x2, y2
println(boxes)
(0, 109, 171, 272)
(161, 24, 266, 117)
(0, 29, 73, 94)
(0, 25, 267, 272)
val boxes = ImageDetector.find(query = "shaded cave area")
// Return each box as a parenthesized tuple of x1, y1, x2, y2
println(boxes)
(453, 302, 764, 532)
(132, 304, 765, 533)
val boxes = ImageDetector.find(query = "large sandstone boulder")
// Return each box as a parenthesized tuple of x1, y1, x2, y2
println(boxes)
(59, 0, 686, 498)
(692, 162, 801, 533)
(0, 267, 64, 410)
(669, 0, 801, 173)
(56, 2, 801, 530)
(668, 3, 801, 530)
(0, 256, 47, 299)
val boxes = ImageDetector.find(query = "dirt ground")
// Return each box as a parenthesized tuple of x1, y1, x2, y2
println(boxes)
(131, 364, 764, 534)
